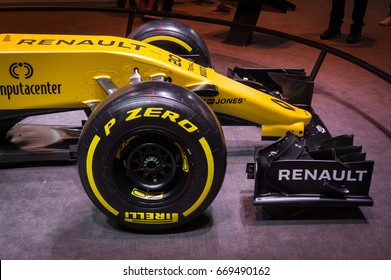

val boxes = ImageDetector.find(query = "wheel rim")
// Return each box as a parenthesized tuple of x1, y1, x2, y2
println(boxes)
(126, 143, 176, 191)
(109, 130, 191, 207)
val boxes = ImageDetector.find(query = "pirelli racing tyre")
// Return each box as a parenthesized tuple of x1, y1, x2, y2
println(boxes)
(77, 81, 226, 231)
(129, 19, 212, 67)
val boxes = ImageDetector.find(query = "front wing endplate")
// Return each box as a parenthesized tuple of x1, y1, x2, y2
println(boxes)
(248, 121, 374, 207)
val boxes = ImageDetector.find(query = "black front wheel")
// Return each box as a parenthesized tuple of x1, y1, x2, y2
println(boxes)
(129, 19, 212, 67)
(77, 81, 226, 231)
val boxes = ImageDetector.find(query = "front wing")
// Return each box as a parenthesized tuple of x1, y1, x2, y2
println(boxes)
(247, 125, 374, 207)
(232, 67, 374, 207)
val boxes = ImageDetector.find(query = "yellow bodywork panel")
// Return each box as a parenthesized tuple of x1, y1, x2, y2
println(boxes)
(0, 33, 311, 137)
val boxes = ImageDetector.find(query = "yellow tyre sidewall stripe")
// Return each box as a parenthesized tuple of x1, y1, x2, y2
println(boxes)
(86, 135, 119, 216)
(142, 36, 193, 52)
(183, 137, 214, 217)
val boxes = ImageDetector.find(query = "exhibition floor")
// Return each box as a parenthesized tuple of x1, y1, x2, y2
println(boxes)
(0, 0, 390, 259)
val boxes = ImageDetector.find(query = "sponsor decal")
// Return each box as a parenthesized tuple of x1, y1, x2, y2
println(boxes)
(1, 62, 63, 100)
(278, 168, 368, 182)
(124, 211, 179, 224)
(124, 107, 198, 133)
(203, 97, 245, 105)
(103, 107, 199, 137)
(16, 38, 146, 51)
(9, 62, 33, 79)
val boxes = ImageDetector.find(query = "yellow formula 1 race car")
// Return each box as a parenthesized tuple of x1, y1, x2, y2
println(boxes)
(0, 20, 374, 231)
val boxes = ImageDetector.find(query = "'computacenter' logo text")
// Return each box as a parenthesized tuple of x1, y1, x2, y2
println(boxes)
(1, 62, 63, 100)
